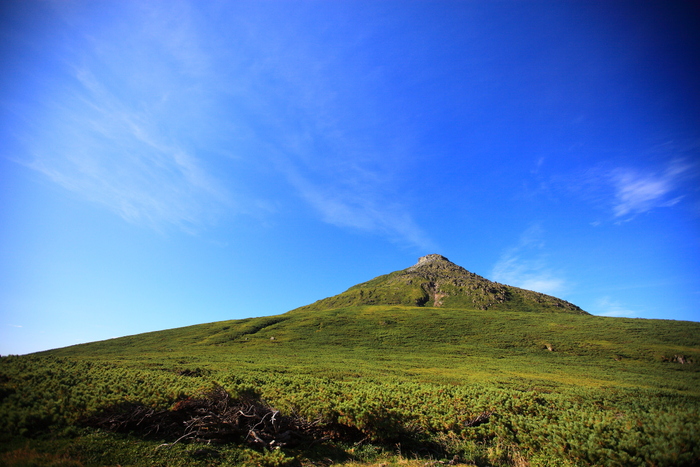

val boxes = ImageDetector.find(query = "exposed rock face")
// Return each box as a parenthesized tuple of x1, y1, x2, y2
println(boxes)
(663, 354, 693, 364)
(411, 254, 451, 268)
(297, 254, 587, 314)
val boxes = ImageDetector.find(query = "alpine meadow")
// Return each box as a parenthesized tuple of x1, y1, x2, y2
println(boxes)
(1, 255, 698, 467)
(2, 1, 700, 466)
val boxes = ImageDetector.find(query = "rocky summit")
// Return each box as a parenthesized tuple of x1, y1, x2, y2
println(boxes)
(297, 254, 586, 314)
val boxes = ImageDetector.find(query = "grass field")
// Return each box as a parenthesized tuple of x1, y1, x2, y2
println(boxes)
(1, 305, 699, 466)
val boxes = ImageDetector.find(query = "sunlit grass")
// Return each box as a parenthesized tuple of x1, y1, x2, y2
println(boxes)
(2, 305, 699, 466)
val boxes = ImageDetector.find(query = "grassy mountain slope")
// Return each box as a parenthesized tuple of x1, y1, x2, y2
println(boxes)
(47, 304, 699, 393)
(295, 255, 584, 313)
(2, 255, 699, 466)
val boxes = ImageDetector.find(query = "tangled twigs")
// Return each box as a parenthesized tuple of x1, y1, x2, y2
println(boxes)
(83, 386, 472, 453)
(83, 386, 316, 448)
(463, 411, 493, 428)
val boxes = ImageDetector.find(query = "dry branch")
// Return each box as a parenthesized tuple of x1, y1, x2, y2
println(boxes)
(83, 386, 317, 448)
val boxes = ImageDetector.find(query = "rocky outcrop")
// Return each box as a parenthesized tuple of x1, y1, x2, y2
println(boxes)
(409, 254, 451, 269)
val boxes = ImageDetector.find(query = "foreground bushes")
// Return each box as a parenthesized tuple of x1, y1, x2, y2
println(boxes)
(1, 355, 699, 466)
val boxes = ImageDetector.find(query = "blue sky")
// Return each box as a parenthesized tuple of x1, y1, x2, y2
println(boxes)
(1, 1, 698, 355)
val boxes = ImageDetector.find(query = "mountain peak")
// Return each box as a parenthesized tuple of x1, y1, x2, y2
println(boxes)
(296, 255, 586, 314)
(413, 254, 451, 267)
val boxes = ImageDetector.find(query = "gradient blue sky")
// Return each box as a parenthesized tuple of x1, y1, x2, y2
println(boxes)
(1, 1, 699, 355)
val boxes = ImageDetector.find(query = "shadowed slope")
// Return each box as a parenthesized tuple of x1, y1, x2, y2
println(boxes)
(295, 254, 585, 314)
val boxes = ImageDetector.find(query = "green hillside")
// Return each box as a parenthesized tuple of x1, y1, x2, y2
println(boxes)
(296, 254, 585, 313)
(1, 256, 699, 467)
(47, 304, 698, 392)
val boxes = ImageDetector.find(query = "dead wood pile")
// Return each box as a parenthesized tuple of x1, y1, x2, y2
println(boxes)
(83, 386, 327, 448)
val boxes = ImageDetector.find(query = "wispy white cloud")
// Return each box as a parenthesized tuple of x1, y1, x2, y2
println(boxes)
(25, 69, 231, 232)
(277, 136, 435, 249)
(22, 0, 433, 247)
(285, 164, 435, 250)
(211, 6, 435, 250)
(610, 160, 692, 219)
(555, 146, 698, 224)
(491, 224, 567, 295)
(19, 2, 233, 233)
(592, 297, 637, 318)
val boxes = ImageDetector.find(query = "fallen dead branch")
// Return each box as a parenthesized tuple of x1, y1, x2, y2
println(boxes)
(83, 386, 324, 448)
(83, 386, 491, 457)
(463, 411, 493, 428)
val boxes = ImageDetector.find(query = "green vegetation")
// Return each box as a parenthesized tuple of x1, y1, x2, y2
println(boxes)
(297, 255, 583, 313)
(1, 305, 699, 466)
(1, 256, 698, 466)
